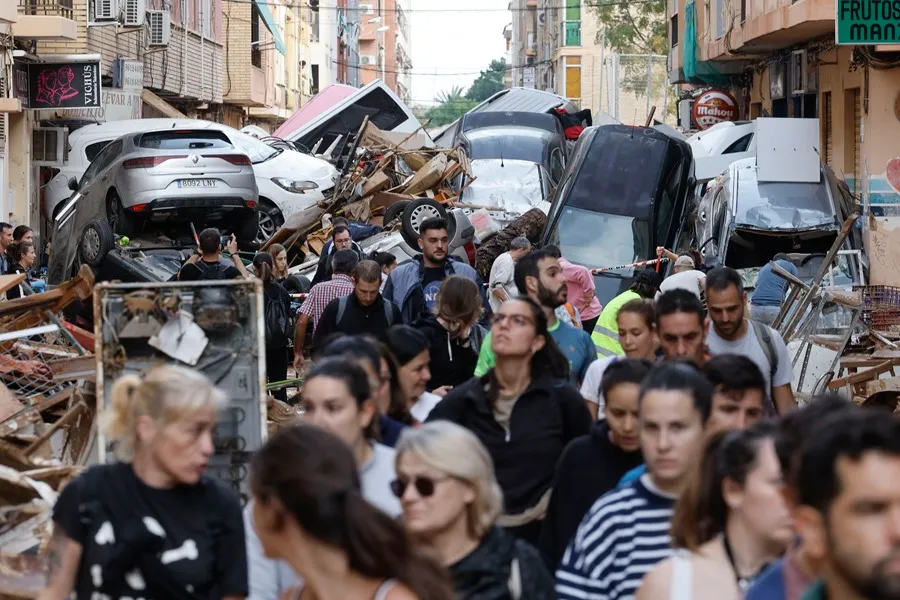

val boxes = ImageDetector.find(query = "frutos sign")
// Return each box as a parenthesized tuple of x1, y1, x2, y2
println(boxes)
(837, 0, 900, 44)
(692, 90, 739, 130)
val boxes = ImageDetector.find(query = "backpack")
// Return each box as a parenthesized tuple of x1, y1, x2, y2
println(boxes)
(194, 260, 233, 280)
(749, 320, 779, 402)
(264, 287, 291, 347)
(336, 295, 395, 328)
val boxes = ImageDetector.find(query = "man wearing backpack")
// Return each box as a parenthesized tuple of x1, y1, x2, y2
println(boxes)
(704, 266, 797, 416)
(312, 260, 401, 351)
(178, 228, 249, 281)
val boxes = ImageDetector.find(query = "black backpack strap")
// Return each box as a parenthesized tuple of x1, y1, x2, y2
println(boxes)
(750, 320, 778, 386)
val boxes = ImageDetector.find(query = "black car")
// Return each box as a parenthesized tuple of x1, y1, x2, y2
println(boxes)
(542, 124, 695, 305)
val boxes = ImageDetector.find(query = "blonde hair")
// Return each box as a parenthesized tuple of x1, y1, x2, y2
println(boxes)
(102, 364, 228, 461)
(395, 421, 503, 539)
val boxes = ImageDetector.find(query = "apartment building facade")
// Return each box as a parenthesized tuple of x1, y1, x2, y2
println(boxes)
(508, 0, 670, 122)
(668, 0, 900, 206)
(358, 0, 411, 103)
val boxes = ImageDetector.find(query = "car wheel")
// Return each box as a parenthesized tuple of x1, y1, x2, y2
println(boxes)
(238, 210, 261, 246)
(79, 219, 115, 268)
(401, 198, 454, 246)
(256, 200, 284, 244)
(382, 200, 410, 227)
(106, 192, 136, 236)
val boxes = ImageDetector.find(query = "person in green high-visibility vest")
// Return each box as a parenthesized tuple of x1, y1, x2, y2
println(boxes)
(591, 269, 661, 358)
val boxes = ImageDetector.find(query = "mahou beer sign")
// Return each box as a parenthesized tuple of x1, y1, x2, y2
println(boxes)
(692, 90, 739, 130)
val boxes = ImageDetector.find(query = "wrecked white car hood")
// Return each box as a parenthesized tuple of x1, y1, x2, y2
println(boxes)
(461, 159, 551, 219)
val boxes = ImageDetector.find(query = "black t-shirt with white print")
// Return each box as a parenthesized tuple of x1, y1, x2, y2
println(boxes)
(52, 462, 248, 600)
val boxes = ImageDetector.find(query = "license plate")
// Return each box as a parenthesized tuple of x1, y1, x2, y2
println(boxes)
(178, 179, 217, 188)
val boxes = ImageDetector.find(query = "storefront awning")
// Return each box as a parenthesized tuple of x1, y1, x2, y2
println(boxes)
(254, 0, 286, 55)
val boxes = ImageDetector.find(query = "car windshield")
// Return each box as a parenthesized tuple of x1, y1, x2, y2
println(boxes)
(465, 130, 547, 163)
(735, 167, 836, 230)
(230, 130, 281, 163)
(139, 130, 232, 150)
(546, 206, 651, 270)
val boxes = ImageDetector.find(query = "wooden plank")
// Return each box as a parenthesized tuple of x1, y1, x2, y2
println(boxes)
(0, 274, 25, 296)
(23, 402, 86, 457)
(828, 360, 895, 389)
(47, 356, 95, 382)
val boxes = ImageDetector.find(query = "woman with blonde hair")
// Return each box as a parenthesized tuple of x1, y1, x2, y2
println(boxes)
(269, 243, 289, 281)
(395, 421, 556, 599)
(40, 365, 247, 600)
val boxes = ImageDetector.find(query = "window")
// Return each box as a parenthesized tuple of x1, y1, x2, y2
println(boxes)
(311, 64, 320, 94)
(564, 55, 581, 101)
(723, 133, 752, 154)
(549, 148, 565, 185)
(715, 0, 725, 38)
(85, 141, 112, 163)
(310, 6, 320, 43)
(138, 130, 232, 150)
(81, 140, 122, 189)
(202, 0, 212, 37)
(562, 0, 581, 46)
(670, 14, 678, 46)
(251, 3, 262, 68)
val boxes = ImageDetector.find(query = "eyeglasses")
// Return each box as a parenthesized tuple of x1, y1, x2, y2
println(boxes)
(390, 475, 450, 498)
(489, 313, 534, 328)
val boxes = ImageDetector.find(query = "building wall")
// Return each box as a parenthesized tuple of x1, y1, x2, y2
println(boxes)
(38, 0, 224, 104)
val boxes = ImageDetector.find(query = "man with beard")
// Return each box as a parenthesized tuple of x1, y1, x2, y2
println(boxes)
(794, 410, 900, 600)
(383, 217, 489, 325)
(474, 249, 596, 385)
(705, 266, 796, 416)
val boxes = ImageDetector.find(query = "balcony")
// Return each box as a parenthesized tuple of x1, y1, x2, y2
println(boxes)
(15, 0, 76, 40)
(703, 0, 834, 61)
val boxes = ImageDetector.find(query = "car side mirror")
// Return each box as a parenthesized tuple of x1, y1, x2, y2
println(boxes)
(68, 177, 79, 192)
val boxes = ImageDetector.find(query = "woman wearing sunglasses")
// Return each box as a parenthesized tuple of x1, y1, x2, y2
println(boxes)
(394, 421, 556, 599)
(251, 424, 455, 600)
(427, 297, 592, 544)
(414, 276, 487, 392)
(244, 358, 402, 600)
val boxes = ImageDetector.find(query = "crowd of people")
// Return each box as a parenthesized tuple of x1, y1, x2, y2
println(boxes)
(37, 219, 900, 600)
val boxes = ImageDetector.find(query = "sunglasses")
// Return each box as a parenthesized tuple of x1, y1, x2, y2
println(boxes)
(390, 476, 450, 498)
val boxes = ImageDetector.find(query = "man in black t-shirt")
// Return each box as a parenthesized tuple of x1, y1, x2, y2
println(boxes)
(178, 228, 249, 281)
(313, 260, 402, 349)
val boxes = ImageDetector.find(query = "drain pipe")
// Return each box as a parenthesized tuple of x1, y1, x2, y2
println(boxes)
(200, 0, 205, 100)
(181, 0, 187, 97)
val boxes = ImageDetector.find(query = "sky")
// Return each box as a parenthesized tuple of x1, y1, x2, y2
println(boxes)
(409, 0, 511, 106)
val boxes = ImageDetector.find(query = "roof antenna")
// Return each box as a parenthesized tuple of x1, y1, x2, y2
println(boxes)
(498, 137, 505, 167)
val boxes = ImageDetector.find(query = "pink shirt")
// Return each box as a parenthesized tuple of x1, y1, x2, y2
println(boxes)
(559, 258, 602, 320)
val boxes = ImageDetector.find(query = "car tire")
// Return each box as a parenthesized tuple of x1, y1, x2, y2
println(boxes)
(106, 191, 137, 237)
(256, 200, 284, 244)
(401, 198, 455, 246)
(238, 211, 261, 246)
(79, 219, 115, 268)
(284, 274, 312, 294)
(382, 200, 410, 227)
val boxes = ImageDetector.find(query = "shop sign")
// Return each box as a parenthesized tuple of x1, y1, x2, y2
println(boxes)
(114, 59, 144, 92)
(23, 60, 102, 110)
(692, 89, 739, 130)
(37, 88, 142, 122)
(837, 0, 900, 44)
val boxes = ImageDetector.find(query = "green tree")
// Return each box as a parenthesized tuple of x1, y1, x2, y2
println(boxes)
(466, 58, 507, 103)
(590, 0, 667, 56)
(424, 86, 477, 127)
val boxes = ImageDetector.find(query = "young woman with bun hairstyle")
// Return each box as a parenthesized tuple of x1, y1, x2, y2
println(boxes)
(5, 239, 36, 300)
(250, 423, 455, 600)
(41, 365, 247, 600)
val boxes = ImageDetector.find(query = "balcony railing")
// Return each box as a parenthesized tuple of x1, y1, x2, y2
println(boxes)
(18, 0, 73, 19)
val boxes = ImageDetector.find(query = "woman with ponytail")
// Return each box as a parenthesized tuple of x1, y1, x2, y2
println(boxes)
(637, 422, 794, 600)
(250, 423, 455, 600)
(41, 365, 246, 600)
(427, 296, 591, 545)
(254, 251, 293, 401)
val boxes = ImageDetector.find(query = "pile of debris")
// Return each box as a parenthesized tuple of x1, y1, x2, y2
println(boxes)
(0, 267, 97, 596)
(262, 118, 476, 259)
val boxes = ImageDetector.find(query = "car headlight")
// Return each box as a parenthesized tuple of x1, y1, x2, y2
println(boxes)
(271, 177, 320, 193)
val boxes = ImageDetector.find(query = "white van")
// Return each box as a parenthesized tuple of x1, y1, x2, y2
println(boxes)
(44, 119, 339, 243)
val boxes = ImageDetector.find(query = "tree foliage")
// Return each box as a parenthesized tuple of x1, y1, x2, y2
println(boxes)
(466, 59, 507, 103)
(590, 0, 667, 56)
(424, 86, 477, 127)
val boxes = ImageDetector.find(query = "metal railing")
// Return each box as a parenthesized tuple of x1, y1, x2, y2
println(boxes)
(18, 0, 74, 19)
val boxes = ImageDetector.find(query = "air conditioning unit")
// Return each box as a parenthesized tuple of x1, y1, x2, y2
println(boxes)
(94, 0, 118, 20)
(32, 127, 69, 166)
(148, 10, 171, 46)
(360, 55, 376, 66)
(790, 50, 807, 95)
(122, 0, 145, 26)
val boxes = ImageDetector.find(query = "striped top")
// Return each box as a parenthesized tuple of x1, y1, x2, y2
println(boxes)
(555, 476, 676, 600)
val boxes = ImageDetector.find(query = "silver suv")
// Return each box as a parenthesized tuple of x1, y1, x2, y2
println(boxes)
(66, 128, 259, 240)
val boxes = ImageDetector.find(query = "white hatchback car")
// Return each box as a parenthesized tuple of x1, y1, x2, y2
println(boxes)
(44, 119, 339, 242)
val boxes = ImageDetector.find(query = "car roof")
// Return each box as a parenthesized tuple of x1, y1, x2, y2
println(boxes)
(70, 119, 223, 142)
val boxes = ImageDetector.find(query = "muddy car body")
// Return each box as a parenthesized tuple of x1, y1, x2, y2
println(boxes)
(542, 124, 695, 305)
